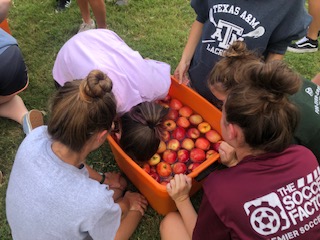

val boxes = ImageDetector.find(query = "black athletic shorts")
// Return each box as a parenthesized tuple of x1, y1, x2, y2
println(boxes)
(0, 45, 28, 96)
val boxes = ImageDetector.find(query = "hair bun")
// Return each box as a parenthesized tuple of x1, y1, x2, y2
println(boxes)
(246, 61, 301, 97)
(80, 70, 113, 101)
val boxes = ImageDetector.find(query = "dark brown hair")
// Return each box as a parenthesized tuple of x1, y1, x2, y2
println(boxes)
(48, 70, 117, 152)
(224, 60, 301, 153)
(208, 41, 263, 94)
(119, 101, 169, 162)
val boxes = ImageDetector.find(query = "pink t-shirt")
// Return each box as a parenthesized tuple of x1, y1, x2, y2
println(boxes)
(193, 145, 320, 240)
(52, 29, 171, 115)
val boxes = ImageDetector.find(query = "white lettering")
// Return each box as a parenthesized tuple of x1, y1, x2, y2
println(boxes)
(206, 44, 225, 56)
(292, 191, 303, 205)
(283, 195, 295, 211)
(270, 230, 299, 240)
(278, 183, 296, 197)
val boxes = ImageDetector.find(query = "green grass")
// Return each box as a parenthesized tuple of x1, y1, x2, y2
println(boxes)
(1, 0, 319, 239)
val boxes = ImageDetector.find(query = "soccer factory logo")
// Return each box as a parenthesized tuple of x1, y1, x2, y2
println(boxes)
(244, 193, 290, 235)
(244, 167, 320, 238)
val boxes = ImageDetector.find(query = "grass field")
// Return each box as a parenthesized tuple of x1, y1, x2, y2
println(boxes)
(0, 0, 319, 239)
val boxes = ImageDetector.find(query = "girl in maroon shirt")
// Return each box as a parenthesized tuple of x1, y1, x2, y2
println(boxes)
(160, 57, 320, 239)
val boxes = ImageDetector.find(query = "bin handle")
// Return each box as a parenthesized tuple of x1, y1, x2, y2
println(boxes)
(194, 161, 226, 182)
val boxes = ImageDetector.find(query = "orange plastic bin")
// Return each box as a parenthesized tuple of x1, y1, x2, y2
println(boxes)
(0, 19, 11, 34)
(106, 76, 222, 215)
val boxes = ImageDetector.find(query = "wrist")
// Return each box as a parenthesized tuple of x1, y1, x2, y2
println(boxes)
(175, 197, 192, 209)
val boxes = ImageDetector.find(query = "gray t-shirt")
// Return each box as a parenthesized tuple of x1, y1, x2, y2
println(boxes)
(6, 126, 121, 240)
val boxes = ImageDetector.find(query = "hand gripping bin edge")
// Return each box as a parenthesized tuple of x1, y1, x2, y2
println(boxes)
(106, 76, 222, 215)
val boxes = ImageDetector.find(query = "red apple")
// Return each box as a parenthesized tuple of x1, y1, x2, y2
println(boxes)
(163, 119, 177, 131)
(176, 116, 190, 128)
(179, 106, 193, 118)
(142, 163, 151, 174)
(212, 141, 222, 152)
(148, 153, 161, 166)
(149, 171, 160, 182)
(172, 162, 187, 174)
(206, 149, 216, 159)
(166, 109, 179, 120)
(205, 129, 222, 143)
(162, 149, 177, 164)
(157, 140, 167, 153)
(190, 148, 206, 162)
(162, 131, 170, 142)
(157, 161, 172, 178)
(187, 162, 201, 173)
(181, 138, 195, 151)
(197, 122, 211, 134)
(195, 137, 210, 150)
(167, 139, 180, 151)
(169, 98, 183, 110)
(187, 128, 201, 139)
(172, 127, 186, 141)
(189, 114, 203, 125)
(177, 149, 190, 163)
(150, 166, 157, 173)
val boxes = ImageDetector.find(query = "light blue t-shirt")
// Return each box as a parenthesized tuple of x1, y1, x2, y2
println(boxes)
(0, 28, 17, 54)
(6, 126, 121, 240)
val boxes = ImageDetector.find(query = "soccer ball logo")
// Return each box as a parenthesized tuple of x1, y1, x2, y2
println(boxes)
(244, 192, 290, 236)
(249, 202, 281, 235)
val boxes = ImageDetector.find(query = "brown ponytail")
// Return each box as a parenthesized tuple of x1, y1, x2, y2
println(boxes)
(120, 101, 169, 162)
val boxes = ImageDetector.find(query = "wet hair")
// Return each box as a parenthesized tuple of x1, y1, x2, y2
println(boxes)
(208, 41, 263, 94)
(119, 101, 169, 162)
(48, 70, 117, 152)
(224, 60, 301, 153)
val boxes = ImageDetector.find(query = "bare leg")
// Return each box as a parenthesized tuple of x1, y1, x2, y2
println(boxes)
(160, 212, 191, 240)
(76, 0, 92, 24)
(114, 211, 142, 240)
(0, 95, 28, 124)
(88, 0, 107, 28)
(307, 0, 320, 40)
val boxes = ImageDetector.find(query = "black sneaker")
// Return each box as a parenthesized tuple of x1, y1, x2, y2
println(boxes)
(287, 36, 318, 53)
(55, 0, 71, 12)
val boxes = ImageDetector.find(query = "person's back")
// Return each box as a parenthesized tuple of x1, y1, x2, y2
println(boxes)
(52, 29, 171, 115)
(194, 145, 320, 239)
(6, 126, 120, 239)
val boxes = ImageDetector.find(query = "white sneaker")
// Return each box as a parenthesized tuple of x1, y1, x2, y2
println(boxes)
(78, 19, 96, 33)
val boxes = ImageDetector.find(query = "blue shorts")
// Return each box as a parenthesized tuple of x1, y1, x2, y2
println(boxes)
(0, 45, 28, 96)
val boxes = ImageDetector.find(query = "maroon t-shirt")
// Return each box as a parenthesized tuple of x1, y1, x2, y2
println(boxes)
(193, 145, 320, 240)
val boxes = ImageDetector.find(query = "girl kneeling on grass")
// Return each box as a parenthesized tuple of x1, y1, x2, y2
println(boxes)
(160, 58, 320, 239)
(6, 70, 148, 240)
(208, 41, 320, 163)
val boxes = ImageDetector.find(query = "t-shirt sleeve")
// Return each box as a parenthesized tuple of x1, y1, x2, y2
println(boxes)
(193, 193, 231, 240)
(191, 0, 209, 23)
(267, 1, 311, 54)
